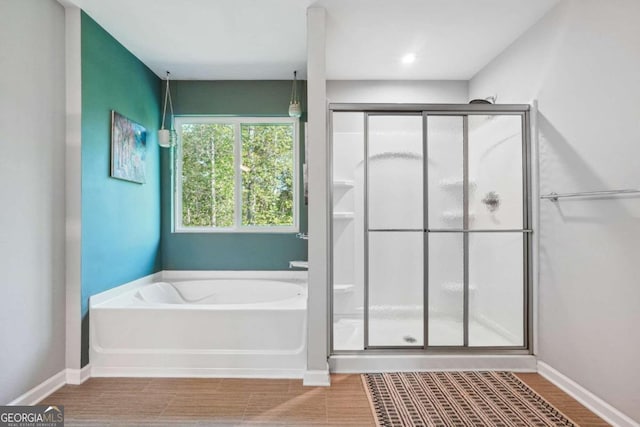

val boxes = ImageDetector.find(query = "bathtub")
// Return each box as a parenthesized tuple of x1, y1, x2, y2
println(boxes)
(90, 271, 307, 378)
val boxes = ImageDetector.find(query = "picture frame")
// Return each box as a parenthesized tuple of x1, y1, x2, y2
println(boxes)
(110, 110, 147, 184)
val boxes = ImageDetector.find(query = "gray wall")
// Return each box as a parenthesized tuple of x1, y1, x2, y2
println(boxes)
(0, 0, 67, 404)
(471, 0, 640, 421)
(161, 81, 308, 271)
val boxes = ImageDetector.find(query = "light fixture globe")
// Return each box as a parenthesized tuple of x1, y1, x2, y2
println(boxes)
(158, 129, 171, 148)
(288, 70, 302, 118)
(288, 101, 302, 118)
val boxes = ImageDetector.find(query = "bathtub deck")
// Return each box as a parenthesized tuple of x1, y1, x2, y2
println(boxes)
(39, 374, 606, 425)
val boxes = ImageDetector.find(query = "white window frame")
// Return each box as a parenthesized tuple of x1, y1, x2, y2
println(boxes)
(174, 116, 299, 233)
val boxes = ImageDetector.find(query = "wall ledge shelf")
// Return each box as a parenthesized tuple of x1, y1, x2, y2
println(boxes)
(333, 284, 355, 293)
(333, 212, 355, 220)
(333, 180, 355, 189)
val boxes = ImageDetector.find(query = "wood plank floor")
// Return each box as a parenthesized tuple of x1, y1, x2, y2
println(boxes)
(39, 373, 608, 426)
(514, 373, 609, 426)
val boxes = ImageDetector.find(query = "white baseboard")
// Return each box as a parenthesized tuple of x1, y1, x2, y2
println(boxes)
(537, 361, 639, 427)
(91, 366, 303, 379)
(66, 364, 91, 385)
(7, 370, 66, 406)
(303, 368, 331, 386)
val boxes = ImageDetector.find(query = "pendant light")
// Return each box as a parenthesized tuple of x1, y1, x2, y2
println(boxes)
(159, 71, 177, 148)
(288, 70, 302, 118)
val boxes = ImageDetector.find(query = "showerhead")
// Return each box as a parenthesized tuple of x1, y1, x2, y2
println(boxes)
(469, 95, 497, 104)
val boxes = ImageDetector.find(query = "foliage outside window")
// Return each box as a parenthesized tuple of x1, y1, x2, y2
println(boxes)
(175, 117, 298, 232)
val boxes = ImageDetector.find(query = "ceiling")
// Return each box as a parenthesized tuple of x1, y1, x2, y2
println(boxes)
(64, 0, 559, 80)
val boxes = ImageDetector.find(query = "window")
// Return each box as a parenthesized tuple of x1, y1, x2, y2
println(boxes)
(175, 116, 298, 232)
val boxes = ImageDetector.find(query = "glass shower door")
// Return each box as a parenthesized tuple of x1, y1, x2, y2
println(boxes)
(426, 116, 465, 346)
(366, 115, 424, 348)
(426, 113, 527, 348)
(330, 105, 531, 354)
(467, 114, 526, 347)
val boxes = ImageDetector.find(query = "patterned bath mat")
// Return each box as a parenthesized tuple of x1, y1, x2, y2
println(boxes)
(362, 372, 576, 426)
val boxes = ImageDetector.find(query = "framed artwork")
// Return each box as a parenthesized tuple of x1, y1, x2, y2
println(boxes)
(110, 111, 147, 184)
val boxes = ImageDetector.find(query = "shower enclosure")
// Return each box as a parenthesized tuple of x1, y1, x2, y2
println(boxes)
(330, 104, 531, 354)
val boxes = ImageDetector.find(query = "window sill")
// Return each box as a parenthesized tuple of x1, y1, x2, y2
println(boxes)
(173, 226, 300, 234)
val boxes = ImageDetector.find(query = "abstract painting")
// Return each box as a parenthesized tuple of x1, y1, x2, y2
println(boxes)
(111, 111, 147, 184)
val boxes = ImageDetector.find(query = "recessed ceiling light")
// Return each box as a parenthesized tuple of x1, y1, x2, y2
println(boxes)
(402, 53, 416, 64)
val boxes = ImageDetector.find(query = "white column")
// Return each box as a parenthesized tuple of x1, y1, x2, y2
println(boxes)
(63, 5, 83, 377)
(304, 7, 330, 386)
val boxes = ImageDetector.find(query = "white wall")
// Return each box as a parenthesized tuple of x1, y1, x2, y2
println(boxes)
(327, 80, 467, 104)
(0, 0, 67, 404)
(471, 0, 640, 422)
(64, 5, 82, 376)
(305, 7, 330, 385)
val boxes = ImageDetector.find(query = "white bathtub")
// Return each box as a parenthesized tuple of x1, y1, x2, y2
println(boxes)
(90, 271, 307, 378)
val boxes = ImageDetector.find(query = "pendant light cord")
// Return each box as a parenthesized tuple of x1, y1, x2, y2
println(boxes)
(161, 71, 174, 130)
(290, 70, 297, 104)
(167, 80, 174, 130)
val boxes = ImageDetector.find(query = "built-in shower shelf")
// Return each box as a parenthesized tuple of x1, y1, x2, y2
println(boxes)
(439, 178, 477, 191)
(333, 180, 355, 189)
(442, 282, 477, 292)
(333, 284, 355, 294)
(333, 212, 355, 220)
(441, 211, 475, 222)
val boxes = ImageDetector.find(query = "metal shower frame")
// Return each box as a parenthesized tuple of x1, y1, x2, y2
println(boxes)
(328, 103, 533, 356)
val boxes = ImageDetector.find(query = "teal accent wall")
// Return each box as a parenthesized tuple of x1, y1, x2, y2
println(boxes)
(161, 81, 308, 270)
(81, 12, 161, 365)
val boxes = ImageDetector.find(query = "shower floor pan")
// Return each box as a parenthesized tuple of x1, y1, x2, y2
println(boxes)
(333, 315, 520, 350)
